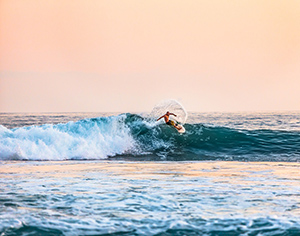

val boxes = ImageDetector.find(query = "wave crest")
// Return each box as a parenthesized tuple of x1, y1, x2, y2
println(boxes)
(1, 113, 300, 161)
(0, 115, 136, 160)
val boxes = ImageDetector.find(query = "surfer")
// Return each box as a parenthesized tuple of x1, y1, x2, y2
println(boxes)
(157, 111, 181, 130)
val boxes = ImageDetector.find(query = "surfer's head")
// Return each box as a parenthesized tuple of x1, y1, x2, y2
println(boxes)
(166, 111, 170, 115)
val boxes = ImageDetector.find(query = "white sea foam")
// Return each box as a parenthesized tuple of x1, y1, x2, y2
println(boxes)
(0, 115, 136, 160)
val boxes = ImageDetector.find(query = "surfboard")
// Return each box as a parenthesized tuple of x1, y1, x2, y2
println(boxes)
(167, 120, 185, 133)
(176, 124, 185, 133)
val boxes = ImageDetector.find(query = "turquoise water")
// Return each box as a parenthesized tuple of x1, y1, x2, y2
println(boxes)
(1, 112, 300, 161)
(1, 112, 300, 235)
(1, 161, 300, 235)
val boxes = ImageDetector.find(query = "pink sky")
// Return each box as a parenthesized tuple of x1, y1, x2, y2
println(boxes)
(1, 0, 300, 112)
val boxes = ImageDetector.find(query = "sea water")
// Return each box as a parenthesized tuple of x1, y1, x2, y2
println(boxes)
(1, 112, 300, 235)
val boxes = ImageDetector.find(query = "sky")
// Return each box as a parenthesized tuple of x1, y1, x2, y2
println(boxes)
(1, 0, 300, 113)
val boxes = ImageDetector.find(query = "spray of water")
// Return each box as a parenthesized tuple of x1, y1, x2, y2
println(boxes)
(149, 99, 188, 124)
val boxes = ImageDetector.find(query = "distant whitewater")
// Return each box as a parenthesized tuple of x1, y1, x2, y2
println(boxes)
(1, 112, 300, 161)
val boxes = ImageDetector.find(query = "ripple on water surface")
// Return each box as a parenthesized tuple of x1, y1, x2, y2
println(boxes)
(1, 161, 300, 235)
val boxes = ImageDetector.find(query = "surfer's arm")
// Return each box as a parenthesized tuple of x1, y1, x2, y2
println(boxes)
(156, 115, 164, 121)
(170, 113, 177, 117)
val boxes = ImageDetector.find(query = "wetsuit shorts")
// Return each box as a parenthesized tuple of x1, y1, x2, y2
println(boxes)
(167, 120, 175, 126)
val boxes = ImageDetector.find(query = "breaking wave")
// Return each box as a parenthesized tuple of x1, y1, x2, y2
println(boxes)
(0, 113, 300, 161)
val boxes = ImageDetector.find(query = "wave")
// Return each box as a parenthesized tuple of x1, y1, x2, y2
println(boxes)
(1, 113, 300, 161)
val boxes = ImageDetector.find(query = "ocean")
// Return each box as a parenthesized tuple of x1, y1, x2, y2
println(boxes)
(1, 112, 300, 235)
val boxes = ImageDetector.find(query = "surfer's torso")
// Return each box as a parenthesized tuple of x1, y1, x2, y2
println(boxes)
(164, 114, 170, 123)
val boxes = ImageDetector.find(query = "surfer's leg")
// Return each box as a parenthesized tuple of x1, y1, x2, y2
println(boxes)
(174, 124, 181, 130)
